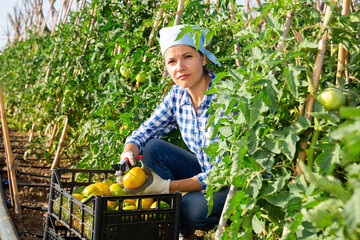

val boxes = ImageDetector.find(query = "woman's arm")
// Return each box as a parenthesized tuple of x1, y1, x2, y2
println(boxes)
(169, 176, 203, 193)
(124, 90, 177, 154)
(123, 142, 140, 157)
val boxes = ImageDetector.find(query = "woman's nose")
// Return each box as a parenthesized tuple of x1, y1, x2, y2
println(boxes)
(176, 60, 185, 72)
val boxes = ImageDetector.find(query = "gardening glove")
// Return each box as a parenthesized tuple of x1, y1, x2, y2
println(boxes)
(121, 150, 137, 166)
(115, 150, 136, 183)
(124, 166, 170, 195)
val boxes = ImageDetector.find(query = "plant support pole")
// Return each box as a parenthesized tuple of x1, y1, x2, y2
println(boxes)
(214, 3, 245, 238)
(115, 2, 132, 65)
(336, 0, 350, 85)
(148, 1, 167, 46)
(51, 118, 69, 169)
(84, 4, 98, 54)
(229, 3, 241, 67)
(215, 185, 237, 239)
(295, 2, 334, 176)
(174, 0, 185, 25)
(47, 124, 58, 150)
(0, 84, 22, 221)
(216, 8, 296, 239)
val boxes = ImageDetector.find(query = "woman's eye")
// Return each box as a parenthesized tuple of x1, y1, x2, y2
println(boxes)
(185, 55, 192, 59)
(167, 60, 175, 64)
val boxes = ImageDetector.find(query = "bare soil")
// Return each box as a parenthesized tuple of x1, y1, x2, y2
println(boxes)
(0, 129, 72, 240)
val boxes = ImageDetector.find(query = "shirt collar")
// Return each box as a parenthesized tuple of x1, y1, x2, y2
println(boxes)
(180, 70, 215, 106)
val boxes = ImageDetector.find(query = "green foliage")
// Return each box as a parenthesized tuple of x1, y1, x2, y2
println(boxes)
(0, 0, 360, 239)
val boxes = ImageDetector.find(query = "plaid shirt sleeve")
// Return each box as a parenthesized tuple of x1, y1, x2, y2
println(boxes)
(125, 89, 177, 153)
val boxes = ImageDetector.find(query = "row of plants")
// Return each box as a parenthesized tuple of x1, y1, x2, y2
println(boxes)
(1, 0, 360, 239)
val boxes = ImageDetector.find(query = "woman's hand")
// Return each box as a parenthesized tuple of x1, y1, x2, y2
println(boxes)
(124, 166, 170, 194)
(115, 143, 140, 182)
(120, 150, 136, 166)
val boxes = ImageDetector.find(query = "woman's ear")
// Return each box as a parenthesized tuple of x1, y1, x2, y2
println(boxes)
(201, 54, 207, 66)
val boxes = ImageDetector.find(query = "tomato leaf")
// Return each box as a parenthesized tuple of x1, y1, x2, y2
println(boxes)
(314, 143, 341, 175)
(300, 162, 349, 202)
(343, 188, 360, 234)
(252, 215, 265, 235)
(285, 64, 303, 98)
(252, 149, 275, 172)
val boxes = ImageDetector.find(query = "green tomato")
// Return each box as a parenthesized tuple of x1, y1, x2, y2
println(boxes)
(318, 88, 346, 111)
(135, 71, 147, 83)
(120, 66, 132, 79)
(331, 47, 338, 55)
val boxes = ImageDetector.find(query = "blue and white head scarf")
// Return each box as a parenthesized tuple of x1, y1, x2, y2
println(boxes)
(159, 25, 221, 66)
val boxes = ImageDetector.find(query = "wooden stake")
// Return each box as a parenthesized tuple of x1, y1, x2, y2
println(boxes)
(50, 0, 56, 31)
(40, 6, 52, 35)
(295, 3, 334, 176)
(215, 185, 237, 240)
(51, 118, 69, 169)
(47, 124, 58, 151)
(35, 0, 44, 33)
(292, 29, 304, 42)
(115, 2, 132, 65)
(0, 84, 22, 220)
(229, 3, 241, 67)
(277, 12, 294, 53)
(268, 12, 294, 75)
(84, 4, 98, 54)
(148, 1, 167, 46)
(74, 0, 87, 26)
(28, 122, 36, 142)
(255, 0, 262, 8)
(336, 0, 351, 85)
(215, 3, 260, 237)
(244, 0, 253, 19)
(174, 0, 186, 25)
(51, 0, 65, 35)
(205, 0, 210, 11)
(62, 0, 74, 24)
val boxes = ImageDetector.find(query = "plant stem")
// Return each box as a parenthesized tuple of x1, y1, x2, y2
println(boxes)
(307, 129, 320, 170)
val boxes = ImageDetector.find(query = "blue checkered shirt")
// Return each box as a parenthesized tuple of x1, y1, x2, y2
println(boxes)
(125, 71, 222, 189)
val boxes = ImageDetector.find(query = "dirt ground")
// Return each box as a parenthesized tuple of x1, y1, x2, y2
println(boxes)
(0, 129, 73, 240)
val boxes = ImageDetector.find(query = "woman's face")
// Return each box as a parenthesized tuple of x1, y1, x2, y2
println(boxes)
(164, 44, 206, 90)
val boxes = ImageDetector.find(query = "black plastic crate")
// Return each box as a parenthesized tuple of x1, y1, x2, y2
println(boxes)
(44, 213, 80, 240)
(44, 168, 181, 240)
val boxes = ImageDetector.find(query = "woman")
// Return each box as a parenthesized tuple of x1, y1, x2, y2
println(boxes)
(120, 25, 230, 240)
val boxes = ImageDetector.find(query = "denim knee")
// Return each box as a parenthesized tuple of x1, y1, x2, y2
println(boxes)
(142, 139, 162, 164)
(181, 192, 220, 231)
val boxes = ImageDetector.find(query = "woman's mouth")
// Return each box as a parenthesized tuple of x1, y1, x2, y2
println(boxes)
(178, 74, 189, 80)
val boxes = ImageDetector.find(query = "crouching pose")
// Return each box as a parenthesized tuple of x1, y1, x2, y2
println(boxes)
(119, 24, 231, 240)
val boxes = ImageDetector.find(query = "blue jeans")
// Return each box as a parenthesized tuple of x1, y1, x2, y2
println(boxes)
(141, 139, 229, 236)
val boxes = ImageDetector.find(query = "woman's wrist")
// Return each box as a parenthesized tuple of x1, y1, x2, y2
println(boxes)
(169, 177, 202, 193)
(123, 143, 139, 157)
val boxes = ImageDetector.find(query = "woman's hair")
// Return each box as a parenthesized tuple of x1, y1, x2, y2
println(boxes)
(198, 51, 208, 73)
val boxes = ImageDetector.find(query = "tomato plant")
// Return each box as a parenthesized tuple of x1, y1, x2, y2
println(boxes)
(0, 0, 359, 239)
